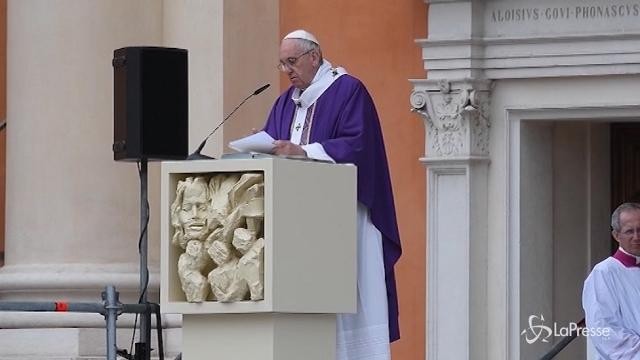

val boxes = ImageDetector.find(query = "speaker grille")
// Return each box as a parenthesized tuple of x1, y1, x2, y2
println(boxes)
(113, 47, 188, 161)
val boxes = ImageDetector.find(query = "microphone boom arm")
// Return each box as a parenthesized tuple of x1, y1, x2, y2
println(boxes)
(189, 83, 271, 158)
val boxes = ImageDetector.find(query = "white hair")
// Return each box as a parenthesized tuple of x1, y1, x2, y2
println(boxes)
(611, 202, 640, 232)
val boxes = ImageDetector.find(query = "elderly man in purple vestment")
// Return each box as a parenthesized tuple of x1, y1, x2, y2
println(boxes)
(583, 202, 640, 359)
(262, 29, 402, 360)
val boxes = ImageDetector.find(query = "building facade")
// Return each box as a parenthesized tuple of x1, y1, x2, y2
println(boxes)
(412, 1, 640, 359)
(0, 0, 426, 358)
(3, 0, 638, 359)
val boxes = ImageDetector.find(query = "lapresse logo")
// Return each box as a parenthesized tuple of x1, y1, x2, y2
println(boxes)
(520, 314, 610, 344)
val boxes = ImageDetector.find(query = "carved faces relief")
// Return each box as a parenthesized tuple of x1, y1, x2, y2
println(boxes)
(232, 228, 257, 255)
(172, 172, 266, 303)
(208, 240, 232, 266)
(185, 239, 204, 258)
(179, 177, 210, 241)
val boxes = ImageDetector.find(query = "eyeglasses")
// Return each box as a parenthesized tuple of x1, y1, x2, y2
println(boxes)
(618, 227, 640, 238)
(277, 49, 314, 71)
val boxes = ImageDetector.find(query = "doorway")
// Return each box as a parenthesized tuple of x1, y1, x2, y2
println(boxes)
(610, 123, 640, 252)
(518, 121, 612, 359)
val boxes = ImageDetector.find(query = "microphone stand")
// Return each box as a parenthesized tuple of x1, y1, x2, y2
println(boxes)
(187, 83, 270, 160)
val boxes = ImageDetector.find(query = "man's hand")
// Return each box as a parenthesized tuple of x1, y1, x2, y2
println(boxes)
(272, 140, 306, 156)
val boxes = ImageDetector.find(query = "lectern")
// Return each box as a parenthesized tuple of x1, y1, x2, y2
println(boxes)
(161, 157, 357, 360)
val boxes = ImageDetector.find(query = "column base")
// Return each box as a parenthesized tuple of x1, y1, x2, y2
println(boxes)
(0, 263, 181, 358)
(0, 263, 158, 303)
(0, 327, 182, 360)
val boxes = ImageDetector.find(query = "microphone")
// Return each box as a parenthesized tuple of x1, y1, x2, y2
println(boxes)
(187, 83, 271, 160)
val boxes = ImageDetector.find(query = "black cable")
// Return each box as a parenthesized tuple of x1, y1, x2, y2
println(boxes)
(129, 313, 138, 357)
(155, 305, 165, 360)
(137, 161, 150, 304)
(127, 161, 151, 358)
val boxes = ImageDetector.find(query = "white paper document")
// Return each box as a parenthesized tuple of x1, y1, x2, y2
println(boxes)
(228, 131, 276, 154)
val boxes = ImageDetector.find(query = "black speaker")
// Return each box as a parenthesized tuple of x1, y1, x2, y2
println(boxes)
(112, 46, 188, 161)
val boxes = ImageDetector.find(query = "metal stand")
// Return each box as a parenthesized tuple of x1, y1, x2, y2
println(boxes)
(104, 286, 120, 360)
(0, 286, 164, 360)
(138, 159, 151, 360)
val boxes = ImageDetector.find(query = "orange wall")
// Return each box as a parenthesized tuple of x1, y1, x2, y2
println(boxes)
(280, 1, 427, 358)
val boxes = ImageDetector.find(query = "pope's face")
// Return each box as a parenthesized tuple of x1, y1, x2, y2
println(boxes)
(614, 209, 640, 256)
(279, 39, 319, 90)
(179, 181, 209, 241)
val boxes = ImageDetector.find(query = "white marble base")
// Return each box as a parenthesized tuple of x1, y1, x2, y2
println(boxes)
(0, 327, 182, 360)
(183, 313, 335, 360)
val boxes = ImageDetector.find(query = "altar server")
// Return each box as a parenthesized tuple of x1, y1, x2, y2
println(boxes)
(583, 202, 640, 359)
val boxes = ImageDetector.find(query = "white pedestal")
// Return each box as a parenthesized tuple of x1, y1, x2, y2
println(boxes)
(160, 157, 357, 360)
(183, 313, 335, 360)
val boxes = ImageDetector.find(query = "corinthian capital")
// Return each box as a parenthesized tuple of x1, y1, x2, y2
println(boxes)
(411, 79, 492, 159)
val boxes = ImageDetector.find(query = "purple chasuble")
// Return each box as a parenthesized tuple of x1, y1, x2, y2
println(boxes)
(263, 74, 402, 342)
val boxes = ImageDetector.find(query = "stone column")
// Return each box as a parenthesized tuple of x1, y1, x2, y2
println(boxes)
(162, 0, 279, 158)
(0, 1, 175, 357)
(1, 0, 164, 302)
(410, 78, 491, 360)
(0, 1, 279, 358)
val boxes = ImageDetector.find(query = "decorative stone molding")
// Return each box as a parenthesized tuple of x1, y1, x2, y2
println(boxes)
(410, 79, 492, 159)
(419, 0, 640, 79)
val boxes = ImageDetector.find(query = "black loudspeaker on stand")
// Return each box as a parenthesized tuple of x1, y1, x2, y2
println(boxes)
(112, 46, 189, 360)
(112, 46, 188, 161)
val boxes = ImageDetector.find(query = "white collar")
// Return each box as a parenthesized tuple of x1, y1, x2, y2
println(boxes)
(291, 60, 347, 109)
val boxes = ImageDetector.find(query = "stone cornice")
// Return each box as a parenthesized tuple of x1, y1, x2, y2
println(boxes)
(417, 28, 640, 80)
(419, 156, 491, 166)
(417, 31, 640, 45)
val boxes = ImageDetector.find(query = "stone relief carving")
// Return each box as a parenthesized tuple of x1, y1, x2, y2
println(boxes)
(208, 173, 241, 230)
(207, 240, 248, 302)
(177, 239, 210, 302)
(468, 90, 491, 155)
(170, 176, 212, 249)
(170, 173, 265, 303)
(233, 228, 265, 301)
(411, 80, 491, 158)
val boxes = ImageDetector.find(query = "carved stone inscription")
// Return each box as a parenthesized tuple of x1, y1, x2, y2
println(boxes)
(491, 4, 640, 23)
(170, 173, 265, 303)
(484, 1, 640, 37)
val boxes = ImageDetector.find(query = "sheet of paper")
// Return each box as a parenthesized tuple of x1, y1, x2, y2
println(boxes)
(228, 131, 276, 154)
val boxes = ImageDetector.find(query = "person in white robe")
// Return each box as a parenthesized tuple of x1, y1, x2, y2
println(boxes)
(583, 202, 640, 359)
